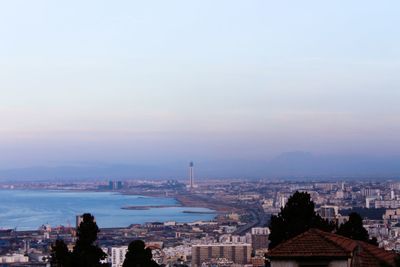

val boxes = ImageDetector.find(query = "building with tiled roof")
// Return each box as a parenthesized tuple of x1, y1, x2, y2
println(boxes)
(266, 228, 398, 267)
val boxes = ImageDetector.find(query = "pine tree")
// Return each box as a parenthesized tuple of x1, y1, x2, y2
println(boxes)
(123, 240, 159, 267)
(268, 191, 336, 249)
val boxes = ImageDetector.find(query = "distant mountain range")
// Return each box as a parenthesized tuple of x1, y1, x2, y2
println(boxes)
(265, 151, 400, 178)
(0, 151, 399, 181)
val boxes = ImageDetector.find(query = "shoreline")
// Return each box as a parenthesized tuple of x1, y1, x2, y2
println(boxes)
(121, 205, 181, 210)
(173, 194, 239, 214)
(121, 191, 238, 214)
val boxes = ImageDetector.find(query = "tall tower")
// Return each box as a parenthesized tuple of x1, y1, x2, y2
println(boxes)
(189, 161, 194, 189)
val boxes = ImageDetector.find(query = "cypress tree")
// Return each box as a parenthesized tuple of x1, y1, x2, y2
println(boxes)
(72, 213, 107, 267)
(337, 212, 377, 245)
(268, 191, 336, 249)
(51, 239, 71, 267)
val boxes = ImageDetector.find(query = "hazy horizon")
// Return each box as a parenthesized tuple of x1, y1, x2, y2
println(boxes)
(1, 151, 400, 180)
(1, 1, 399, 178)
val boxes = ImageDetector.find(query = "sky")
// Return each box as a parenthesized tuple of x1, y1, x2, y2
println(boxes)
(0, 1, 399, 177)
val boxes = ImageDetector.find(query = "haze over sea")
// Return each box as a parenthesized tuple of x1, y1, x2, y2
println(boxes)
(0, 190, 215, 230)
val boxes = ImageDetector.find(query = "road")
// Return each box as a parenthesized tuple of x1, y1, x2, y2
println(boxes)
(233, 203, 270, 235)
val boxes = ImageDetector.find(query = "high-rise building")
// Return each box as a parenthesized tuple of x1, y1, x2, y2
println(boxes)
(117, 181, 123, 190)
(76, 215, 84, 229)
(109, 181, 123, 190)
(191, 243, 251, 266)
(318, 205, 339, 221)
(361, 188, 380, 197)
(251, 227, 270, 250)
(189, 162, 194, 189)
(277, 195, 287, 208)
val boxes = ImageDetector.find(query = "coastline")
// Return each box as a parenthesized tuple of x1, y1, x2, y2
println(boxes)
(173, 193, 239, 214)
(123, 191, 238, 214)
(121, 205, 180, 210)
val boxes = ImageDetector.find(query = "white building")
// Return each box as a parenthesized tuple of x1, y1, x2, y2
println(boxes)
(318, 205, 339, 221)
(375, 200, 400, 209)
(0, 254, 29, 264)
(251, 227, 270, 235)
(111, 246, 128, 267)
(278, 195, 287, 208)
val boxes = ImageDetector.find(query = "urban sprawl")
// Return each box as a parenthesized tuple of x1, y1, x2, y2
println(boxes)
(1, 173, 400, 266)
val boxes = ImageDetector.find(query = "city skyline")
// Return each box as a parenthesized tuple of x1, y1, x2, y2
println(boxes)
(1, 1, 399, 177)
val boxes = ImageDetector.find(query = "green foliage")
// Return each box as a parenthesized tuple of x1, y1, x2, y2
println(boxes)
(268, 191, 336, 249)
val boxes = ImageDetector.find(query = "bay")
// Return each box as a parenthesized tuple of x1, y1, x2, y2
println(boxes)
(0, 189, 215, 230)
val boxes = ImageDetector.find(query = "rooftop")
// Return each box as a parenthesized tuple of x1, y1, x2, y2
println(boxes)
(267, 229, 398, 267)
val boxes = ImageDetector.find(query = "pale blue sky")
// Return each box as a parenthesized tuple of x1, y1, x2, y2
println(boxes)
(0, 1, 399, 171)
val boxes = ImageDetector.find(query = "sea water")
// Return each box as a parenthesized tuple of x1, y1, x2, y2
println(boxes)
(0, 189, 215, 230)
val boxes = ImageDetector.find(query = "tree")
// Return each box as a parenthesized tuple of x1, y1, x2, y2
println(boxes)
(268, 191, 336, 249)
(123, 240, 159, 267)
(50, 239, 71, 267)
(50, 213, 107, 266)
(72, 213, 107, 267)
(336, 212, 377, 245)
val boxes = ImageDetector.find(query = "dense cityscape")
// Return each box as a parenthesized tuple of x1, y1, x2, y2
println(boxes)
(0, 162, 400, 266)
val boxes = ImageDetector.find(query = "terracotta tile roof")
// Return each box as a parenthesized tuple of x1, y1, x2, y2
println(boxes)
(267, 229, 398, 267)
(356, 242, 398, 267)
(267, 229, 353, 258)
